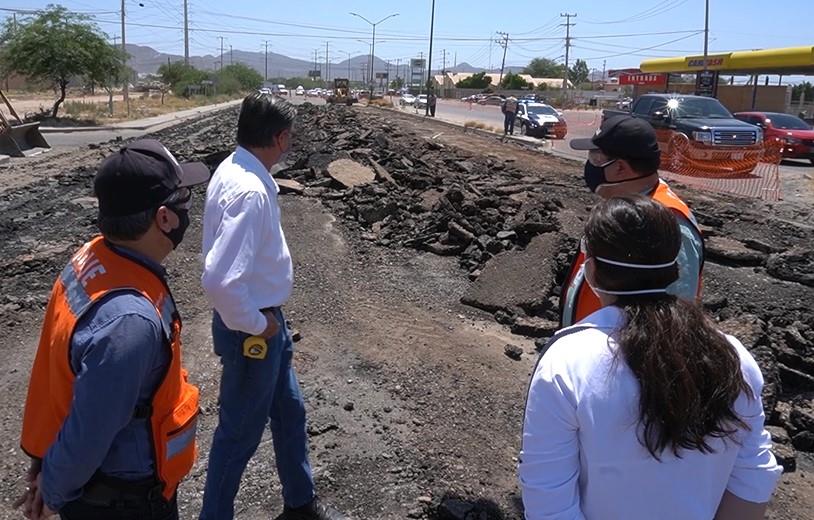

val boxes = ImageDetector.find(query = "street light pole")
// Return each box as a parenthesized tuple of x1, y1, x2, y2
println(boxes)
(350, 12, 399, 95)
(425, 0, 436, 116)
(703, 0, 710, 71)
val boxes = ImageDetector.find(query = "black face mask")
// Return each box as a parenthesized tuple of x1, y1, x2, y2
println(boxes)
(583, 161, 608, 193)
(163, 206, 190, 249)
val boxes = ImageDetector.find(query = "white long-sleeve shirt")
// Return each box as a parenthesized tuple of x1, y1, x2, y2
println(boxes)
(201, 146, 293, 335)
(520, 305, 782, 520)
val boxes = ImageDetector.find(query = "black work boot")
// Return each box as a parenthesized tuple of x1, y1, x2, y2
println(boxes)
(276, 496, 348, 520)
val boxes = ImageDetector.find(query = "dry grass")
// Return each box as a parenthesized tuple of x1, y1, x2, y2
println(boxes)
(61, 93, 239, 123)
(368, 98, 394, 108)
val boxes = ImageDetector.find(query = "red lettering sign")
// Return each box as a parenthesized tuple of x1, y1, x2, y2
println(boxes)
(619, 73, 668, 86)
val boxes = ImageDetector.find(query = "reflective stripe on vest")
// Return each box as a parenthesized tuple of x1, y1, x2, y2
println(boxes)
(559, 181, 703, 327)
(21, 237, 198, 500)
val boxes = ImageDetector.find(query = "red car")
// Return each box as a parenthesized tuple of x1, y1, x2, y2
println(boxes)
(734, 111, 814, 164)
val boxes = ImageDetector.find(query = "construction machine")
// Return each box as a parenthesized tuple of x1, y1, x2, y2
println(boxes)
(326, 78, 355, 106)
(0, 88, 50, 157)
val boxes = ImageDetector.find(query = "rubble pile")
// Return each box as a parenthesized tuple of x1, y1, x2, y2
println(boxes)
(279, 103, 571, 280)
(274, 104, 814, 465)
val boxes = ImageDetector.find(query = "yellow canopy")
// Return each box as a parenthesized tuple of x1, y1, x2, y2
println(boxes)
(641, 46, 814, 75)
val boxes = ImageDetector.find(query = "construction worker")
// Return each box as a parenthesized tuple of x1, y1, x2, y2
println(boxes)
(15, 139, 209, 519)
(199, 92, 346, 520)
(502, 95, 519, 135)
(561, 115, 704, 327)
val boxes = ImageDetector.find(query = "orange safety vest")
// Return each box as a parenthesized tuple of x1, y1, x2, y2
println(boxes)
(21, 237, 199, 501)
(560, 180, 703, 327)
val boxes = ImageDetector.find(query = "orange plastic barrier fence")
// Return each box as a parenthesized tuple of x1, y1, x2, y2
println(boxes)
(660, 134, 782, 202)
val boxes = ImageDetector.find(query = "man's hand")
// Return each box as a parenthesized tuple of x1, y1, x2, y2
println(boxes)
(13, 459, 40, 516)
(260, 310, 280, 339)
(28, 474, 55, 520)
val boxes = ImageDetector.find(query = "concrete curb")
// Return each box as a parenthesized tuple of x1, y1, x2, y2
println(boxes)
(39, 99, 242, 134)
(0, 154, 9, 165)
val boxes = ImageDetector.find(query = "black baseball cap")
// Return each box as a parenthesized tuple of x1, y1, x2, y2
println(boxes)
(94, 139, 210, 217)
(570, 115, 660, 161)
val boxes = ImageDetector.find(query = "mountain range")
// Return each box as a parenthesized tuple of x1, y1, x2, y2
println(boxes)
(125, 44, 523, 80)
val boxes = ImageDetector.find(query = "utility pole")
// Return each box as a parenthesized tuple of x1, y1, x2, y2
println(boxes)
(703, 0, 710, 71)
(496, 32, 509, 87)
(229, 45, 233, 65)
(454, 51, 457, 70)
(112, 35, 119, 46)
(441, 49, 447, 74)
(264, 41, 269, 81)
(219, 37, 225, 71)
(560, 13, 576, 90)
(489, 36, 493, 71)
(121, 0, 129, 115)
(425, 0, 436, 115)
(602, 59, 606, 82)
(325, 41, 330, 83)
(183, 0, 189, 65)
(396, 58, 401, 84)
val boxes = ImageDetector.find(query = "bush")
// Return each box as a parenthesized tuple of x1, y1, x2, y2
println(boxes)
(456, 72, 492, 89)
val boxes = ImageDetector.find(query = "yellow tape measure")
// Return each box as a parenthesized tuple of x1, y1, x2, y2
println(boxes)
(242, 336, 268, 360)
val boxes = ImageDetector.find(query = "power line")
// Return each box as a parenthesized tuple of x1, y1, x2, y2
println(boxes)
(573, 32, 703, 60)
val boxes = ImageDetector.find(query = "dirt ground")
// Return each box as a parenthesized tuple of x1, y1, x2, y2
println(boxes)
(0, 104, 812, 519)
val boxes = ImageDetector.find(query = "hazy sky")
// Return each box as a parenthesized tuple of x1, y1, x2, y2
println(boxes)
(4, 0, 813, 77)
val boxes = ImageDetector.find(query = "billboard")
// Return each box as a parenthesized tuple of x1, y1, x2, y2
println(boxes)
(410, 58, 426, 69)
(375, 72, 389, 79)
(308, 70, 321, 78)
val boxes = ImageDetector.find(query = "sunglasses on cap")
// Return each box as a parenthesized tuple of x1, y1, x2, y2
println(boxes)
(161, 187, 192, 211)
(588, 149, 617, 168)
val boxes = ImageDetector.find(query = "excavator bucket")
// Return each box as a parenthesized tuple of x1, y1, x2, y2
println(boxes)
(0, 121, 51, 157)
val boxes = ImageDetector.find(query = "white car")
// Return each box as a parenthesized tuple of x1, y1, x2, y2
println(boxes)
(295, 86, 305, 96)
(400, 94, 416, 106)
(414, 94, 428, 109)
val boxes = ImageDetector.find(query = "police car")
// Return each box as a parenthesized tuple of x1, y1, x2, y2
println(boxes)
(516, 101, 568, 139)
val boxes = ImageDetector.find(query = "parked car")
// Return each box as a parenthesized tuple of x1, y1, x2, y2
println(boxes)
(520, 93, 546, 104)
(295, 85, 305, 96)
(415, 94, 429, 109)
(517, 102, 567, 139)
(478, 95, 506, 106)
(400, 94, 417, 106)
(603, 93, 763, 175)
(734, 111, 814, 164)
(616, 97, 633, 110)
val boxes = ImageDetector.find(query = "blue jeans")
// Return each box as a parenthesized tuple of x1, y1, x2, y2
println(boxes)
(199, 309, 315, 520)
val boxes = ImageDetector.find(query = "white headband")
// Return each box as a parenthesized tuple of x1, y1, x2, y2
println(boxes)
(593, 256, 678, 269)
(592, 287, 670, 296)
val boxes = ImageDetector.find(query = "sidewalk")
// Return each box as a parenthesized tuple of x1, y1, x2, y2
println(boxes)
(39, 98, 243, 133)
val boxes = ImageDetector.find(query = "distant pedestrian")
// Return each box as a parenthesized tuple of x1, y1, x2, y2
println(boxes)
(520, 195, 782, 520)
(502, 96, 518, 135)
(199, 91, 346, 520)
(428, 91, 437, 117)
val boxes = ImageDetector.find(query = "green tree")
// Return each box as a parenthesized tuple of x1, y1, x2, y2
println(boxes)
(792, 81, 814, 102)
(389, 77, 404, 90)
(218, 63, 263, 91)
(568, 59, 590, 85)
(524, 58, 565, 79)
(86, 42, 128, 115)
(0, 5, 122, 117)
(157, 62, 209, 94)
(455, 72, 492, 89)
(500, 72, 532, 90)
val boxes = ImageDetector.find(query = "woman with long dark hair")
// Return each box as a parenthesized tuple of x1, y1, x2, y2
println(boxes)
(520, 195, 781, 520)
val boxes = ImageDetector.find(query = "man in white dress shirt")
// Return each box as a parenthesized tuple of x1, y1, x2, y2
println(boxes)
(199, 92, 346, 520)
